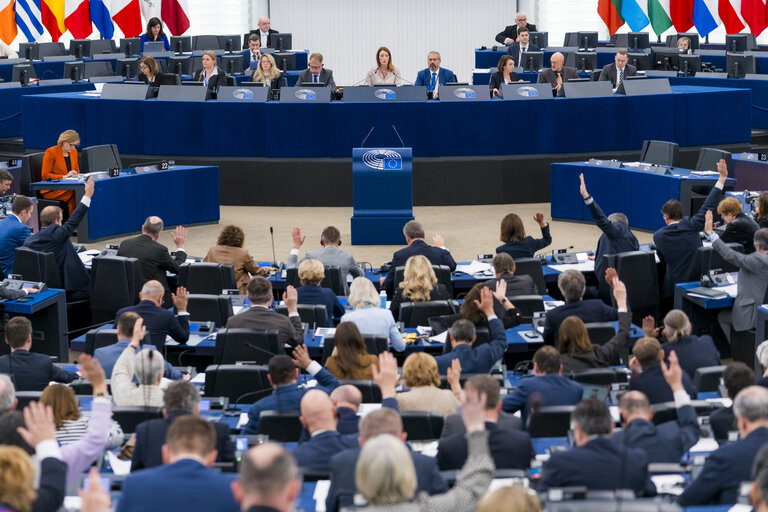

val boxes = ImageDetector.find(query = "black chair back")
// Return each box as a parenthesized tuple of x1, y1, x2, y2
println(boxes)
(652, 400, 724, 424)
(708, 243, 743, 274)
(393, 265, 453, 297)
(584, 322, 618, 346)
(277, 304, 328, 328)
(338, 380, 382, 403)
(204, 364, 272, 404)
(401, 411, 444, 440)
(285, 265, 345, 296)
(90, 255, 144, 324)
(696, 148, 733, 175)
(80, 144, 122, 173)
(215, 328, 282, 365)
(18, 151, 44, 195)
(258, 410, 303, 441)
(693, 365, 726, 393)
(14, 247, 63, 289)
(178, 262, 237, 295)
(506, 295, 545, 322)
(640, 140, 680, 167)
(15, 391, 43, 410)
(513, 258, 548, 294)
(527, 405, 575, 437)
(84, 329, 118, 355)
(112, 406, 163, 433)
(321, 334, 387, 364)
(187, 294, 234, 327)
(615, 251, 659, 324)
(573, 368, 620, 386)
(399, 300, 457, 328)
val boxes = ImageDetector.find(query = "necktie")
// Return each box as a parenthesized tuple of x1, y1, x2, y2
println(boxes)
(314, 74, 318, 83)
(557, 71, 562, 87)
(430, 72, 437, 92)
(619, 68, 625, 84)
(252, 53, 257, 63)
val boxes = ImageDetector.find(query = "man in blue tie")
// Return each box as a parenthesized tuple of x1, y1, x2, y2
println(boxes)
(414, 51, 456, 99)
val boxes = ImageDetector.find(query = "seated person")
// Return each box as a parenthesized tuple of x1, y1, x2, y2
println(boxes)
(488, 252, 537, 296)
(677, 36, 693, 53)
(757, 192, 768, 230)
(537, 52, 578, 95)
(598, 48, 637, 89)
(717, 195, 760, 254)
(204, 224, 274, 295)
(197, 50, 226, 91)
(495, 12, 538, 45)
(298, 52, 337, 92)
(629, 337, 697, 403)
(0, 445, 36, 512)
(243, 33, 262, 72)
(643, 309, 720, 379)
(288, 226, 362, 294)
(414, 51, 455, 99)
(477, 486, 541, 512)
(111, 318, 166, 407)
(507, 26, 541, 69)
(390, 255, 451, 321)
(365, 46, 403, 86)
(460, 280, 523, 329)
(496, 212, 551, 259)
(138, 55, 163, 86)
(330, 385, 363, 436)
(613, 352, 700, 463)
(539, 398, 656, 496)
(757, 340, 768, 388)
(0, 317, 77, 391)
(140, 17, 170, 52)
(396, 353, 461, 416)
(0, 195, 34, 277)
(295, 259, 345, 325)
(251, 53, 284, 97)
(705, 362, 754, 441)
(502, 346, 583, 425)
(324, 322, 378, 380)
(40, 129, 80, 215)
(292, 390, 358, 468)
(543, 269, 618, 345)
(339, 277, 406, 352)
(489, 55, 520, 98)
(243, 345, 339, 434)
(437, 375, 534, 470)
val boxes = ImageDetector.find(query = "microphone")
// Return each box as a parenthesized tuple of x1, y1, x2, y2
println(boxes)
(269, 226, 277, 267)
(350, 72, 375, 87)
(552, 245, 574, 255)
(394, 73, 414, 85)
(225, 39, 232, 54)
(19, 69, 27, 86)
(70, 66, 79, 82)
(235, 387, 275, 405)
(391, 125, 405, 147)
(360, 127, 375, 148)
(244, 341, 278, 359)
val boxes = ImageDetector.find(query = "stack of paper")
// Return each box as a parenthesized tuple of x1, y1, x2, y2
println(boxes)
(456, 261, 492, 274)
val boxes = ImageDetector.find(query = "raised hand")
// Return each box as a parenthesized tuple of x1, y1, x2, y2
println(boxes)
(432, 234, 445, 247)
(717, 158, 728, 182)
(533, 212, 546, 227)
(660, 350, 684, 392)
(704, 210, 714, 235)
(171, 225, 187, 249)
(474, 286, 496, 318)
(292, 227, 305, 249)
(642, 316, 659, 339)
(371, 351, 399, 397)
(605, 267, 618, 287)
(130, 317, 146, 348)
(291, 343, 311, 369)
(460, 384, 487, 433)
(284, 285, 298, 313)
(17, 401, 56, 448)
(447, 358, 462, 393)
(79, 467, 111, 512)
(172, 286, 189, 312)
(579, 173, 589, 199)
(493, 279, 507, 303)
(84, 176, 95, 198)
(78, 354, 107, 395)
(612, 279, 627, 310)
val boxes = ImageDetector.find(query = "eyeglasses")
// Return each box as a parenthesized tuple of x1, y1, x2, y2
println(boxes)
(517, 18, 527, 21)
(309, 64, 322, 70)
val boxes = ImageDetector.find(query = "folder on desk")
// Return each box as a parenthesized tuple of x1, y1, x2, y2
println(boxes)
(687, 286, 728, 299)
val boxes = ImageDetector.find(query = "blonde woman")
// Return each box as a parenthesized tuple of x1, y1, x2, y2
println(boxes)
(196, 50, 225, 91)
(340, 277, 406, 351)
(365, 46, 403, 86)
(0, 445, 36, 512)
(252, 53, 284, 97)
(296, 259, 344, 325)
(390, 255, 451, 320)
(396, 352, 461, 416)
(41, 129, 80, 214)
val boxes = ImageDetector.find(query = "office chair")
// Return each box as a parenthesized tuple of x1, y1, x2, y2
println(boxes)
(639, 140, 680, 167)
(214, 328, 282, 365)
(178, 262, 237, 295)
(204, 364, 272, 404)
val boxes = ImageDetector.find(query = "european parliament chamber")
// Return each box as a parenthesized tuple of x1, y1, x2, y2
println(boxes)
(2, 0, 768, 511)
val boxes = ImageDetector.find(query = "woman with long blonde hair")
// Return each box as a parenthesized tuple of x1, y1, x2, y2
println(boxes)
(390, 255, 451, 321)
(252, 53, 284, 98)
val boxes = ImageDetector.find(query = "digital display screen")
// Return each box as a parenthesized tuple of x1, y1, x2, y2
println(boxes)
(235, 437, 248, 451)
(199, 399, 210, 412)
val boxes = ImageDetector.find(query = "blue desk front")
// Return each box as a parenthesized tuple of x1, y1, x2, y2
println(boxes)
(21, 86, 751, 158)
(29, 165, 220, 242)
(0, 82, 95, 137)
(551, 162, 736, 231)
(2, 289, 69, 362)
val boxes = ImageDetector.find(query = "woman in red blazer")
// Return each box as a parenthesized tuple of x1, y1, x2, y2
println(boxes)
(41, 129, 80, 214)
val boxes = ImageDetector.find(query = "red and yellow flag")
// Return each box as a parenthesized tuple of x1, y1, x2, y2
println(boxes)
(41, 0, 65, 41)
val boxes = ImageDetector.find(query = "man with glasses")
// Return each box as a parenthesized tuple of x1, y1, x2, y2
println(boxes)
(496, 13, 538, 45)
(415, 51, 456, 99)
(297, 52, 337, 94)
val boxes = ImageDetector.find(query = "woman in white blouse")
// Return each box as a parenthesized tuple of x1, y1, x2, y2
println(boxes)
(365, 46, 403, 86)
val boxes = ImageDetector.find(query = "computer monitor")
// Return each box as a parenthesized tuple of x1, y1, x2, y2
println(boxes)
(38, 42, 65, 58)
(89, 39, 116, 56)
(696, 148, 733, 174)
(18, 42, 37, 61)
(269, 33, 292, 52)
(170, 36, 191, 54)
(529, 31, 548, 48)
(576, 31, 598, 51)
(563, 32, 579, 47)
(120, 37, 140, 57)
(12, 64, 34, 85)
(627, 32, 650, 51)
(221, 54, 243, 75)
(727, 53, 756, 78)
(83, 61, 114, 78)
(670, 32, 700, 50)
(678, 54, 701, 76)
(115, 58, 139, 79)
(69, 39, 90, 60)
(63, 61, 85, 82)
(159, 73, 181, 85)
(521, 51, 543, 72)
(274, 52, 296, 71)
(653, 48, 683, 71)
(218, 35, 241, 53)
(628, 52, 651, 71)
(726, 34, 751, 53)
(143, 41, 166, 53)
(567, 51, 597, 72)
(168, 55, 191, 76)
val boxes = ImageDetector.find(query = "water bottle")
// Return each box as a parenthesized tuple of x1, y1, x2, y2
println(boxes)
(380, 290, 387, 308)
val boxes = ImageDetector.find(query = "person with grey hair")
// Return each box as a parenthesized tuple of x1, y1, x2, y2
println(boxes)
(114, 279, 189, 352)
(131, 381, 234, 470)
(680, 385, 768, 505)
(288, 225, 361, 293)
(111, 318, 165, 407)
(542, 268, 619, 345)
(539, 398, 656, 496)
(117, 215, 187, 307)
(496, 12, 538, 45)
(340, 277, 406, 351)
(232, 443, 301, 512)
(758, 340, 768, 388)
(0, 374, 15, 416)
(380, 220, 456, 297)
(579, 172, 639, 296)
(414, 51, 456, 99)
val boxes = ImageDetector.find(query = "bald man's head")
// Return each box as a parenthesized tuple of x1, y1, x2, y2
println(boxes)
(618, 390, 652, 424)
(331, 385, 362, 412)
(142, 216, 164, 238)
(139, 280, 165, 304)
(39, 206, 63, 227)
(299, 390, 336, 433)
(258, 16, 271, 32)
(551, 52, 564, 71)
(235, 443, 300, 511)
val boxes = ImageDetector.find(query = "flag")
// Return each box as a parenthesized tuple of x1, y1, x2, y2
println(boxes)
(693, 0, 719, 34)
(0, 0, 17, 44)
(112, 0, 141, 37)
(65, 0, 92, 38)
(15, 0, 45, 41)
(648, 0, 674, 34)
(598, 0, 625, 35)
(90, 0, 112, 37)
(670, 0, 695, 30)
(41, 0, 65, 40)
(741, 0, 767, 35)
(140, 0, 159, 21)
(161, 0, 187, 35)
(622, 0, 651, 30)
(719, 0, 745, 32)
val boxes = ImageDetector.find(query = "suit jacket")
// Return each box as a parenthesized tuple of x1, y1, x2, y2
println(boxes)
(197, 67, 227, 91)
(32, 457, 67, 512)
(507, 42, 541, 65)
(537, 66, 579, 89)
(542, 299, 618, 345)
(390, 283, 451, 321)
(712, 237, 768, 331)
(629, 364, 697, 404)
(0, 214, 30, 276)
(561, 312, 631, 372)
(495, 23, 538, 44)
(720, 213, 759, 254)
(94, 339, 181, 380)
(598, 63, 638, 87)
(679, 427, 768, 505)
(131, 410, 234, 471)
(433, 317, 507, 374)
(502, 373, 584, 425)
(115, 300, 189, 352)
(382, 240, 457, 295)
(496, 224, 552, 259)
(326, 445, 448, 512)
(287, 245, 362, 294)
(292, 430, 358, 468)
(488, 71, 521, 94)
(204, 244, 269, 295)
(586, 199, 639, 286)
(42, 144, 79, 181)
(23, 200, 90, 297)
(296, 284, 345, 325)
(541, 436, 656, 496)
(116, 458, 239, 512)
(654, 183, 724, 296)
(0, 349, 78, 391)
(612, 404, 700, 463)
(224, 305, 303, 347)
(437, 421, 534, 470)
(490, 273, 537, 296)
(440, 411, 521, 437)
(297, 67, 337, 91)
(661, 335, 720, 379)
(414, 67, 457, 91)
(709, 405, 736, 441)
(117, 234, 186, 307)
(138, 71, 166, 87)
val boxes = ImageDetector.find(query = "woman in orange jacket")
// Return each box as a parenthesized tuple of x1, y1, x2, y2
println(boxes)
(41, 129, 80, 214)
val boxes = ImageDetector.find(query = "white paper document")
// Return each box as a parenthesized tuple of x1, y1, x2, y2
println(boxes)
(313, 480, 331, 512)
(456, 261, 492, 274)
(549, 261, 595, 272)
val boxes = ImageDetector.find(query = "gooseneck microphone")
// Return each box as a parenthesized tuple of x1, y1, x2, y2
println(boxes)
(269, 226, 277, 267)
(360, 127, 375, 148)
(391, 125, 405, 147)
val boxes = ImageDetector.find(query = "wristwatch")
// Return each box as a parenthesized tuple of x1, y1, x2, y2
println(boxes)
(500, 297, 509, 304)
(94, 392, 107, 398)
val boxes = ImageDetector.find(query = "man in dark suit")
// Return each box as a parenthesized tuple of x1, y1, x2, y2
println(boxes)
(256, 16, 278, 47)
(433, 289, 507, 374)
(539, 398, 657, 496)
(232, 443, 302, 512)
(225, 277, 303, 347)
(0, 317, 77, 391)
(710, 362, 755, 441)
(23, 177, 94, 300)
(654, 159, 727, 299)
(292, 389, 358, 468)
(679, 386, 768, 505)
(296, 52, 337, 93)
(614, 352, 700, 462)
(537, 52, 578, 95)
(598, 48, 638, 89)
(131, 381, 234, 471)
(117, 416, 239, 512)
(242, 33, 262, 71)
(495, 13, 538, 45)
(629, 337, 697, 403)
(242, 346, 339, 434)
(507, 27, 541, 69)
(381, 220, 456, 297)
(438, 375, 534, 470)
(288, 226, 362, 294)
(489, 253, 537, 296)
(414, 51, 456, 99)
(579, 173, 639, 293)
(115, 280, 189, 352)
(0, 196, 34, 276)
(542, 269, 618, 345)
(326, 407, 448, 512)
(117, 216, 187, 308)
